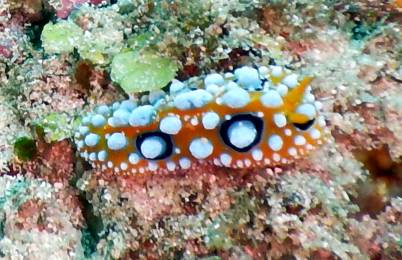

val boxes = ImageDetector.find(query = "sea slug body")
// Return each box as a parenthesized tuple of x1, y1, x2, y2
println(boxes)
(75, 65, 326, 175)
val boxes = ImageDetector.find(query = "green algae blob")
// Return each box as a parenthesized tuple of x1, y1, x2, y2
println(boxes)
(81, 228, 98, 258)
(127, 32, 153, 50)
(41, 21, 83, 54)
(0, 179, 30, 209)
(111, 51, 178, 93)
(14, 137, 37, 161)
(77, 22, 124, 65)
(35, 113, 81, 143)
(204, 219, 233, 250)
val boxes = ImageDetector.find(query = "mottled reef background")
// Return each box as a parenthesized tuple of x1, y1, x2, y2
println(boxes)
(0, 0, 402, 259)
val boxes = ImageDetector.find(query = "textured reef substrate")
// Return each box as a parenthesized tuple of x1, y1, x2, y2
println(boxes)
(0, 0, 402, 259)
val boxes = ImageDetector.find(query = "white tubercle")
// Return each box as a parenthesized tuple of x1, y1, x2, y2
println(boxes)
(179, 157, 191, 169)
(260, 90, 283, 107)
(160, 116, 182, 135)
(252, 149, 263, 161)
(204, 73, 225, 86)
(107, 133, 127, 150)
(84, 133, 100, 147)
(148, 162, 158, 171)
(166, 161, 176, 171)
(120, 100, 137, 111)
(234, 66, 261, 89)
(227, 120, 257, 149)
(221, 87, 250, 108)
(129, 105, 156, 126)
(220, 153, 232, 167)
(288, 147, 297, 157)
(276, 84, 288, 96)
(120, 162, 128, 170)
(174, 89, 213, 110)
(294, 135, 306, 146)
(270, 66, 283, 77)
(202, 112, 220, 130)
(128, 153, 140, 164)
(98, 150, 107, 161)
(112, 109, 130, 126)
(268, 135, 283, 151)
(282, 74, 298, 88)
(91, 114, 106, 127)
(309, 128, 321, 139)
(296, 104, 316, 119)
(140, 136, 166, 159)
(273, 113, 287, 128)
(189, 138, 214, 159)
(79, 126, 89, 135)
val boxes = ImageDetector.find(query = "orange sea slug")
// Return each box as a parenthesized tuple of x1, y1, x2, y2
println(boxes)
(395, 0, 402, 9)
(75, 65, 326, 174)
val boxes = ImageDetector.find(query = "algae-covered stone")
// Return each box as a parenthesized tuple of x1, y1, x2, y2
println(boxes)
(35, 112, 80, 142)
(204, 219, 232, 250)
(14, 137, 37, 161)
(127, 32, 154, 50)
(111, 51, 178, 93)
(73, 5, 125, 65)
(77, 22, 124, 65)
(0, 176, 85, 259)
(41, 21, 83, 54)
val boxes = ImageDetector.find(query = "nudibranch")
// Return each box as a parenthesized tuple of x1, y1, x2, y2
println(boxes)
(74, 65, 326, 175)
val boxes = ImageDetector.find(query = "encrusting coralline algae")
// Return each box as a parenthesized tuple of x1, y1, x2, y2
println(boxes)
(0, 0, 402, 259)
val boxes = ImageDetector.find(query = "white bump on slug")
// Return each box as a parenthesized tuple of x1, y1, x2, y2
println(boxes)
(261, 90, 283, 108)
(270, 66, 283, 77)
(252, 149, 263, 161)
(227, 120, 257, 149)
(128, 153, 140, 165)
(166, 161, 176, 171)
(179, 157, 191, 169)
(296, 103, 316, 119)
(294, 135, 306, 146)
(189, 138, 214, 159)
(84, 133, 100, 147)
(220, 153, 232, 167)
(140, 136, 166, 159)
(282, 74, 298, 88)
(309, 128, 321, 139)
(273, 113, 287, 128)
(160, 116, 182, 135)
(202, 112, 220, 130)
(107, 133, 127, 150)
(268, 135, 283, 151)
(221, 87, 250, 108)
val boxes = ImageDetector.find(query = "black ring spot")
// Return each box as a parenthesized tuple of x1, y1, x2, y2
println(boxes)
(136, 131, 173, 160)
(293, 118, 315, 131)
(219, 114, 263, 152)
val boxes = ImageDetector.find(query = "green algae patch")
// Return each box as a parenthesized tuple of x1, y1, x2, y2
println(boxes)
(14, 137, 37, 161)
(127, 32, 154, 50)
(0, 178, 30, 209)
(81, 228, 98, 258)
(35, 113, 81, 143)
(41, 21, 83, 54)
(77, 24, 124, 65)
(204, 219, 233, 250)
(111, 51, 178, 93)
